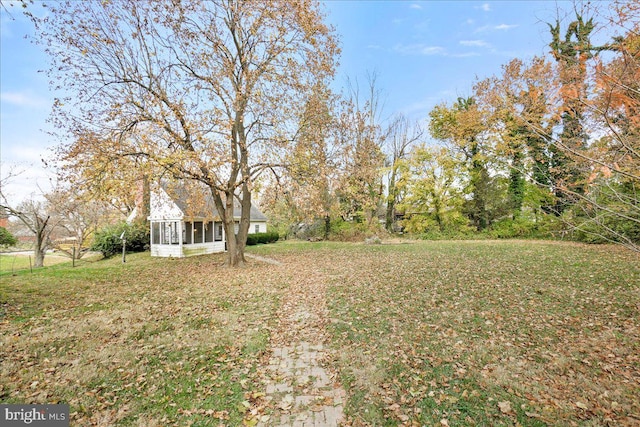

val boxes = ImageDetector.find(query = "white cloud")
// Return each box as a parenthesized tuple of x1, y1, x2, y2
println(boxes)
(475, 23, 518, 33)
(494, 23, 518, 31)
(459, 40, 490, 48)
(394, 44, 445, 56)
(410, 3, 422, 10)
(473, 3, 490, 12)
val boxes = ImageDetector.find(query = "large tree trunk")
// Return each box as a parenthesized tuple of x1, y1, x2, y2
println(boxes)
(324, 214, 331, 240)
(237, 184, 251, 260)
(213, 186, 251, 268)
(224, 191, 244, 267)
(34, 245, 46, 268)
(33, 218, 49, 268)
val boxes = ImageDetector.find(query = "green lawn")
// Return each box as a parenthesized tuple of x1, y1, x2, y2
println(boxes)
(0, 252, 73, 274)
(1, 240, 638, 426)
(317, 241, 640, 426)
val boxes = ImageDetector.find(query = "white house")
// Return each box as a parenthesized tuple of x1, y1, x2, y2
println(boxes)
(148, 183, 268, 258)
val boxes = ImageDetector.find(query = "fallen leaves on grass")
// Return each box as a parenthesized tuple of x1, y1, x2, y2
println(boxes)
(1, 242, 639, 426)
(498, 400, 513, 414)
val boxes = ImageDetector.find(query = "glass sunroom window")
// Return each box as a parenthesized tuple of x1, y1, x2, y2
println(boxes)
(184, 222, 192, 244)
(205, 221, 214, 243)
(153, 221, 179, 245)
(214, 222, 223, 241)
(152, 222, 160, 244)
(193, 221, 204, 243)
(162, 222, 179, 244)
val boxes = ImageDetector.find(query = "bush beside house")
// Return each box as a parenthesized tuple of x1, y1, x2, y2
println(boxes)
(245, 231, 279, 246)
(91, 221, 149, 258)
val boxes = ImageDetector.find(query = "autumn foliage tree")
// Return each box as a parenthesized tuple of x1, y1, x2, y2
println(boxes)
(33, 0, 338, 266)
(570, 1, 640, 249)
(476, 56, 558, 218)
(429, 96, 503, 230)
(285, 82, 343, 239)
(337, 75, 387, 227)
(398, 144, 466, 234)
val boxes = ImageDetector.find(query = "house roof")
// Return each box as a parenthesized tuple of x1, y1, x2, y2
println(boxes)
(158, 181, 267, 222)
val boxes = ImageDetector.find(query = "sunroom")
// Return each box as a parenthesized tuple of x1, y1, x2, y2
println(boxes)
(150, 219, 225, 258)
(148, 182, 267, 258)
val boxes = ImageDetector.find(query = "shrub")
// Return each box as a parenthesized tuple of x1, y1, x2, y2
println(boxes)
(245, 231, 279, 246)
(570, 213, 640, 245)
(329, 219, 370, 242)
(0, 226, 17, 248)
(488, 217, 538, 239)
(91, 221, 150, 258)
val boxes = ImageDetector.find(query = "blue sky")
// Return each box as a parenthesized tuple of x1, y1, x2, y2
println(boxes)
(0, 1, 585, 202)
(323, 0, 561, 121)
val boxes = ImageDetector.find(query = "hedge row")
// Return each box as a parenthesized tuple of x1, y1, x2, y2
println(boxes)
(246, 231, 279, 246)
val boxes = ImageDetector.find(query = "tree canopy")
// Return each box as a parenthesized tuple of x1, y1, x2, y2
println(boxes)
(34, 0, 339, 265)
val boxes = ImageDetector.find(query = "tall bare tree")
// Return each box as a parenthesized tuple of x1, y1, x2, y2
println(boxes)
(46, 188, 114, 259)
(384, 114, 423, 232)
(0, 169, 58, 267)
(32, 0, 338, 266)
(0, 174, 59, 267)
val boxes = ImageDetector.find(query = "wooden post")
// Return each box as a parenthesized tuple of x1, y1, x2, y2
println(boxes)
(120, 231, 126, 263)
(72, 246, 76, 268)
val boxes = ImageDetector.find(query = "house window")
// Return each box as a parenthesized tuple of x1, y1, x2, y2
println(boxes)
(214, 222, 223, 241)
(162, 222, 179, 245)
(152, 222, 160, 245)
(205, 221, 213, 243)
(193, 221, 204, 244)
(184, 222, 192, 244)
(153, 221, 179, 245)
(255, 224, 260, 233)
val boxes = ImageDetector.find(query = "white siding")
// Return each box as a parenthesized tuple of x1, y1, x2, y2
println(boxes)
(149, 188, 183, 220)
(150, 244, 183, 258)
(249, 221, 267, 234)
(181, 242, 226, 257)
(151, 241, 225, 258)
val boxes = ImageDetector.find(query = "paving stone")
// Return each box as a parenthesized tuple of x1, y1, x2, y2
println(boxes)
(256, 267, 345, 426)
(260, 342, 345, 426)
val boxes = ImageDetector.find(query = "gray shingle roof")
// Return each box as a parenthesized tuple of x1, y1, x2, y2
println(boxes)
(160, 181, 267, 221)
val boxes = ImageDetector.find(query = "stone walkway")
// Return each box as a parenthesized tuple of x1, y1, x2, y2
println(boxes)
(260, 341, 345, 426)
(254, 255, 345, 426)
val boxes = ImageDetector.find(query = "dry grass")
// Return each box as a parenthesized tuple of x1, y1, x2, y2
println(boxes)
(1, 240, 639, 426)
(314, 240, 640, 426)
(1, 252, 285, 425)
(0, 252, 74, 273)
